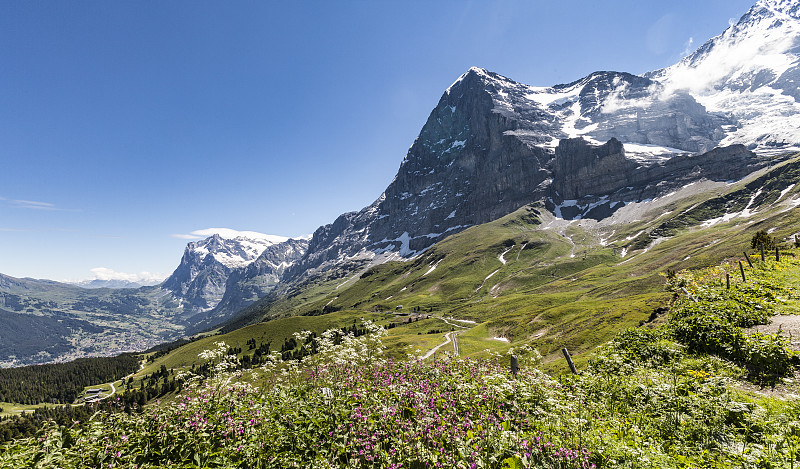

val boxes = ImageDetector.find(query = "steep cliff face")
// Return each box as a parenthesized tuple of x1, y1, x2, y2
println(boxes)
(374, 69, 553, 249)
(283, 66, 770, 285)
(548, 138, 762, 220)
(188, 237, 309, 329)
(551, 138, 632, 200)
(162, 234, 307, 318)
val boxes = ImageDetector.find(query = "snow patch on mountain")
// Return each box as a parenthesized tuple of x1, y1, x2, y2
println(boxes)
(623, 143, 687, 164)
(188, 233, 285, 269)
(649, 0, 800, 153)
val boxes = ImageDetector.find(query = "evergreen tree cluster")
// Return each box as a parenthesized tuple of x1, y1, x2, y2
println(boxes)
(114, 364, 179, 412)
(0, 400, 123, 443)
(0, 354, 140, 405)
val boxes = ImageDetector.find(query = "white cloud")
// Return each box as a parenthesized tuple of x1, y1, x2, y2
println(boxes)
(12, 200, 58, 210)
(89, 267, 166, 283)
(657, 16, 798, 99)
(681, 37, 694, 58)
(171, 227, 289, 243)
(8, 199, 79, 212)
(171, 233, 203, 240)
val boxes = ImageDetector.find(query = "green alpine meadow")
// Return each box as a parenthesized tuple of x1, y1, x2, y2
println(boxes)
(4, 1, 800, 467)
(2, 248, 800, 467)
(2, 153, 800, 467)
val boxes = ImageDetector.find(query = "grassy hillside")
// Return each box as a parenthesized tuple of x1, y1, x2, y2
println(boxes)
(216, 154, 800, 370)
(4, 154, 798, 428)
(3, 250, 800, 468)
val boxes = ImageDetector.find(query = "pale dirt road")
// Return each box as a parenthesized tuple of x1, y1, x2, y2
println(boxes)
(421, 316, 473, 358)
(747, 314, 800, 350)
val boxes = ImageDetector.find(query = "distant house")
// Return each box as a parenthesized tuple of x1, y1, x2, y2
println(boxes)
(86, 389, 102, 394)
(396, 305, 403, 310)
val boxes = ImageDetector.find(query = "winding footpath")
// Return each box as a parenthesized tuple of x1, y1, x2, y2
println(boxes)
(421, 316, 474, 358)
(421, 331, 456, 359)
(475, 246, 515, 293)
(100, 381, 117, 400)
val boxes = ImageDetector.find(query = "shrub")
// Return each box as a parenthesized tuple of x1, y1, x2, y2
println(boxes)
(670, 313, 745, 357)
(607, 327, 684, 366)
(742, 332, 797, 385)
(751, 230, 776, 251)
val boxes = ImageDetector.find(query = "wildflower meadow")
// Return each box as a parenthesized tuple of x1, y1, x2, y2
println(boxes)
(2, 257, 800, 468)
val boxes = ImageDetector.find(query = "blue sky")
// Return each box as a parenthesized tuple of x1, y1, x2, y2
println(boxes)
(1, 0, 756, 282)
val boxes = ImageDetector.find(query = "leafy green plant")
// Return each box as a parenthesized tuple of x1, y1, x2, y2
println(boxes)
(4, 253, 800, 468)
(752, 230, 776, 251)
(608, 327, 684, 366)
(741, 332, 796, 385)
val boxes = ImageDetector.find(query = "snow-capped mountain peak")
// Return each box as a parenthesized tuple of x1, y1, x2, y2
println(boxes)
(647, 0, 800, 153)
(758, 0, 800, 18)
(189, 233, 280, 269)
(654, 1, 799, 94)
(162, 232, 309, 316)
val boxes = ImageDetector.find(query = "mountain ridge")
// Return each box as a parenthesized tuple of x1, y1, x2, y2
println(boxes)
(3, 0, 800, 366)
(0, 233, 309, 366)
(223, 0, 800, 327)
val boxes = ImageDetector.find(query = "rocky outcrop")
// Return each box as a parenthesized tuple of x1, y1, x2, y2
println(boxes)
(282, 67, 774, 285)
(548, 138, 762, 219)
(551, 138, 632, 200)
(162, 234, 308, 319)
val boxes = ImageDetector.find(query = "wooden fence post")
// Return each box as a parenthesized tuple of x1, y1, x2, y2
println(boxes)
(726, 273, 730, 289)
(739, 261, 746, 282)
(743, 252, 753, 268)
(776, 247, 780, 262)
(562, 348, 578, 375)
(760, 244, 765, 262)
(510, 355, 519, 378)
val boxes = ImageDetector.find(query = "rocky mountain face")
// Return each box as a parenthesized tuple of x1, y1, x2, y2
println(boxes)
(162, 234, 308, 318)
(277, 0, 800, 289)
(548, 139, 761, 219)
(647, 0, 800, 153)
(185, 237, 309, 330)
